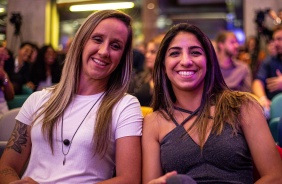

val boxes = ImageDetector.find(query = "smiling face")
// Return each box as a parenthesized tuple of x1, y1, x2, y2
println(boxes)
(18, 44, 33, 63)
(81, 17, 128, 85)
(45, 47, 56, 66)
(165, 31, 207, 93)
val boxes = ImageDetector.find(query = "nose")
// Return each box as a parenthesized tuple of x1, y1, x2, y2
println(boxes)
(98, 43, 109, 58)
(180, 52, 192, 67)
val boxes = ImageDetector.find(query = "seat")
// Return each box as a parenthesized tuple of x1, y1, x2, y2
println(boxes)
(278, 117, 282, 147)
(0, 108, 20, 141)
(141, 106, 153, 117)
(7, 85, 33, 110)
(269, 93, 282, 142)
(269, 118, 280, 143)
(270, 93, 282, 119)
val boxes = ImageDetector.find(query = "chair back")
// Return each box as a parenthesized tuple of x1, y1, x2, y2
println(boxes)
(141, 106, 153, 117)
(7, 85, 33, 110)
(0, 108, 20, 141)
(270, 93, 282, 119)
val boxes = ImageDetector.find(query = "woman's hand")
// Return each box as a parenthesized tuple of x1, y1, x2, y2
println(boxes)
(147, 171, 177, 184)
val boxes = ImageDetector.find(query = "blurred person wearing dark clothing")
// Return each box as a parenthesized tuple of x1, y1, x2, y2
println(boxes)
(0, 47, 14, 116)
(253, 26, 282, 110)
(238, 35, 266, 78)
(253, 26, 282, 114)
(129, 34, 164, 106)
(4, 42, 33, 94)
(133, 49, 145, 74)
(28, 45, 62, 91)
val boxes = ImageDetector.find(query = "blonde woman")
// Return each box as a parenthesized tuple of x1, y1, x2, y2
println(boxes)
(0, 10, 142, 183)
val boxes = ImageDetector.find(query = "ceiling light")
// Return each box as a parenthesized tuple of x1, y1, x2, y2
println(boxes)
(70, 2, 135, 12)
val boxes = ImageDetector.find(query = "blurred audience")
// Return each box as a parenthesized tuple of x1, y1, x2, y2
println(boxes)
(266, 38, 277, 57)
(133, 49, 145, 75)
(29, 43, 39, 64)
(28, 45, 62, 91)
(0, 47, 14, 117)
(4, 42, 34, 95)
(238, 35, 266, 78)
(128, 34, 164, 106)
(216, 31, 252, 92)
(253, 26, 282, 116)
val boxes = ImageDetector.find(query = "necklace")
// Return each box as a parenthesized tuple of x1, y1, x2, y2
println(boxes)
(61, 92, 105, 165)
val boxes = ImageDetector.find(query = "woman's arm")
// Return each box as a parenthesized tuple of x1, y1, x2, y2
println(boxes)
(98, 136, 141, 184)
(142, 113, 163, 184)
(241, 101, 282, 184)
(0, 121, 32, 184)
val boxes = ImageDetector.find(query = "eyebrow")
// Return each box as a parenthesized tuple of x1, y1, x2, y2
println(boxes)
(168, 45, 204, 51)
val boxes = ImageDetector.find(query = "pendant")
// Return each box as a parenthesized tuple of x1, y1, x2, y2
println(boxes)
(63, 156, 66, 165)
(63, 139, 70, 146)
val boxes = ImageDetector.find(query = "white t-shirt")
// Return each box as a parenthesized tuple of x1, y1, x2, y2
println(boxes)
(16, 89, 143, 183)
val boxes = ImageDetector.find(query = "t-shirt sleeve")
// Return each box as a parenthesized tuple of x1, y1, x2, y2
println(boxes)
(15, 90, 49, 126)
(113, 94, 143, 140)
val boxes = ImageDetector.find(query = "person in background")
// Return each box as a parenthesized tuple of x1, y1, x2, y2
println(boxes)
(128, 34, 164, 106)
(28, 45, 62, 91)
(0, 47, 14, 117)
(4, 42, 34, 94)
(142, 23, 282, 184)
(253, 26, 282, 117)
(266, 38, 277, 57)
(132, 49, 145, 75)
(0, 9, 142, 183)
(29, 43, 39, 64)
(216, 31, 252, 92)
(238, 35, 266, 78)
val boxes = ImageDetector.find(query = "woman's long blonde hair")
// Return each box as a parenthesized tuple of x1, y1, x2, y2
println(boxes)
(34, 10, 133, 156)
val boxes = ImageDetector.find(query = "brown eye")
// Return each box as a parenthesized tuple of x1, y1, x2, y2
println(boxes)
(111, 43, 121, 50)
(92, 36, 102, 43)
(191, 51, 201, 56)
(169, 51, 179, 57)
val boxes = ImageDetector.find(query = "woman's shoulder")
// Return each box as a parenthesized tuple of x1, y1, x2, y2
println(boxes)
(113, 93, 141, 111)
(123, 93, 140, 102)
(144, 110, 167, 124)
(27, 88, 53, 103)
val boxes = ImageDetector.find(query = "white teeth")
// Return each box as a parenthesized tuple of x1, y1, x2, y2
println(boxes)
(178, 71, 194, 76)
(93, 59, 107, 66)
